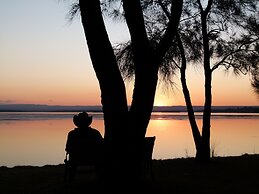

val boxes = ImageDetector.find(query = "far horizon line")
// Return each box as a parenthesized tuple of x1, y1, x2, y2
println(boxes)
(0, 103, 258, 107)
(1, 103, 258, 113)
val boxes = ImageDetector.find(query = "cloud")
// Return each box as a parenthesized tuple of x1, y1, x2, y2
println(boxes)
(0, 100, 16, 104)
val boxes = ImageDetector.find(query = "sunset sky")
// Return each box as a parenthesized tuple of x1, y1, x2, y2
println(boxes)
(1, 0, 258, 107)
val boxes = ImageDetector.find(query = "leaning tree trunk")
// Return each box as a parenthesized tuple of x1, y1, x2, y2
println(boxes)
(177, 33, 203, 154)
(79, 0, 130, 186)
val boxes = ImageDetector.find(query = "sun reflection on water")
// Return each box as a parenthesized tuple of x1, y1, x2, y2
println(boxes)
(0, 112, 258, 167)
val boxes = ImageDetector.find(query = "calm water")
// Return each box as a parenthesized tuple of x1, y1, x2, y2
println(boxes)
(0, 112, 259, 167)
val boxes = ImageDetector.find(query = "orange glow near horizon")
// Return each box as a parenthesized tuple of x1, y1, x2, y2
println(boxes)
(154, 93, 174, 106)
(0, 1, 258, 107)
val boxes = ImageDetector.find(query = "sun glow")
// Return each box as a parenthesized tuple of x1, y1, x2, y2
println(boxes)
(154, 94, 173, 106)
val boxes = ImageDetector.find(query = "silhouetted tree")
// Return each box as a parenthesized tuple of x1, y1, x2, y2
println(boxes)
(252, 70, 259, 95)
(174, 0, 258, 161)
(66, 0, 183, 188)
(116, 0, 258, 162)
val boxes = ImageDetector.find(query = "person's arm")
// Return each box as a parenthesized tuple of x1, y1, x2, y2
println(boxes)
(65, 132, 72, 153)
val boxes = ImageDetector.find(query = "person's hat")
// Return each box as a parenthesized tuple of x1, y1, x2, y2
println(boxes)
(73, 112, 92, 127)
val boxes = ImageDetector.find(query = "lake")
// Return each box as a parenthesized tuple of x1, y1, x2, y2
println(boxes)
(0, 112, 259, 167)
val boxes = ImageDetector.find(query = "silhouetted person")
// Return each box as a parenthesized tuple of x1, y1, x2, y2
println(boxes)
(64, 112, 103, 182)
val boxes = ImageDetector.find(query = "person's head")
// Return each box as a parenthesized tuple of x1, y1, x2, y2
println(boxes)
(73, 112, 92, 128)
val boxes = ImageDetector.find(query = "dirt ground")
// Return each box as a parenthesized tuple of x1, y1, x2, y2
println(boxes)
(0, 154, 258, 194)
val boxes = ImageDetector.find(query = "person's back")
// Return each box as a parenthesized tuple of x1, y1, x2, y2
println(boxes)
(66, 126, 103, 165)
(64, 112, 103, 181)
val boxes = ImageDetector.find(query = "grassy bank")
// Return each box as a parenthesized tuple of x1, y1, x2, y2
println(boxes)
(0, 154, 258, 193)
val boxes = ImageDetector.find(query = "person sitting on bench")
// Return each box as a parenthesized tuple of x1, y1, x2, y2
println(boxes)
(64, 112, 104, 181)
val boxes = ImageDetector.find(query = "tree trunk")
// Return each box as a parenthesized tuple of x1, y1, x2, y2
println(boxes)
(122, 0, 183, 182)
(79, 0, 130, 187)
(177, 33, 202, 151)
(122, 0, 183, 138)
(197, 5, 213, 162)
(122, 0, 159, 184)
(79, 0, 183, 189)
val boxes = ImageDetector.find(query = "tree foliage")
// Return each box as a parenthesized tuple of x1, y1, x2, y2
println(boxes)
(112, 0, 258, 161)
(115, 0, 258, 91)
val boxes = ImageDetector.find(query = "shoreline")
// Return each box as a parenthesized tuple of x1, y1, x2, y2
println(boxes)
(1, 154, 259, 193)
(1, 153, 258, 169)
(1, 104, 259, 113)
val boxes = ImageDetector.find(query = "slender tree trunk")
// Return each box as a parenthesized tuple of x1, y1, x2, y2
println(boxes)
(197, 5, 213, 162)
(177, 33, 202, 151)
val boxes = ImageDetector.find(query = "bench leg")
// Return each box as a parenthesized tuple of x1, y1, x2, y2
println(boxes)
(64, 163, 77, 183)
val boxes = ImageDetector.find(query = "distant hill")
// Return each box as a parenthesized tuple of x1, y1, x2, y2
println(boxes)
(0, 104, 259, 113)
(153, 106, 259, 113)
(0, 104, 101, 112)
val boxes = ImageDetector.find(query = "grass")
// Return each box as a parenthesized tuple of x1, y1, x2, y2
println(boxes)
(0, 154, 258, 193)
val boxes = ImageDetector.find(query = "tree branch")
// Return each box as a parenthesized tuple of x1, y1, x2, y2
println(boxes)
(197, 0, 204, 12)
(197, 0, 213, 15)
(180, 12, 200, 23)
(122, 0, 150, 54)
(204, 0, 213, 15)
(156, 0, 171, 19)
(212, 38, 259, 72)
(156, 0, 183, 63)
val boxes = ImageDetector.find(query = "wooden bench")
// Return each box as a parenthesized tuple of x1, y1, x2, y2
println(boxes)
(64, 136, 156, 182)
(64, 139, 103, 182)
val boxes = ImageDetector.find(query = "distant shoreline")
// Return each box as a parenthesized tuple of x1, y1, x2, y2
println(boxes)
(0, 104, 259, 113)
